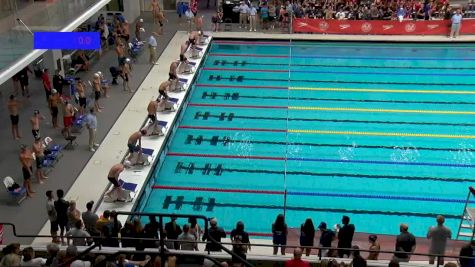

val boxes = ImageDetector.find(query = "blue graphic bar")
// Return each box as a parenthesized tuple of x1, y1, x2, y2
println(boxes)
(34, 32, 100, 50)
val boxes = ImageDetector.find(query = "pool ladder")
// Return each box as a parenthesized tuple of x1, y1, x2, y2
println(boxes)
(456, 186, 475, 240)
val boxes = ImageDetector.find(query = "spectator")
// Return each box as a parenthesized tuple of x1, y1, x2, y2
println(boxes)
(0, 254, 21, 267)
(427, 215, 451, 265)
(337, 215, 355, 258)
(188, 216, 202, 242)
(41, 68, 52, 103)
(202, 217, 226, 251)
(54, 189, 70, 244)
(238, 1, 250, 29)
(20, 247, 46, 266)
(82, 200, 99, 236)
(165, 216, 182, 249)
(318, 222, 335, 257)
(178, 224, 198, 250)
(108, 210, 122, 247)
(45, 243, 59, 266)
(285, 248, 310, 267)
(388, 260, 400, 267)
(143, 216, 161, 248)
(393, 224, 416, 262)
(450, 8, 462, 38)
(84, 108, 100, 152)
(231, 221, 251, 266)
(67, 200, 81, 229)
(272, 214, 288, 255)
(66, 245, 91, 267)
(367, 234, 380, 260)
(95, 210, 111, 234)
(131, 217, 145, 248)
(52, 69, 65, 95)
(120, 220, 135, 248)
(350, 246, 367, 267)
(148, 33, 158, 65)
(300, 218, 315, 256)
(18, 66, 32, 98)
(249, 4, 258, 31)
(66, 220, 92, 246)
(45, 190, 59, 243)
(459, 240, 475, 267)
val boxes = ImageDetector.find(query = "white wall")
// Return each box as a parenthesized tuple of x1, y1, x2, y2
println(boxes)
(123, 0, 141, 22)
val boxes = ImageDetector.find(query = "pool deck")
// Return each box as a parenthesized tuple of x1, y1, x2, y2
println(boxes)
(32, 31, 211, 244)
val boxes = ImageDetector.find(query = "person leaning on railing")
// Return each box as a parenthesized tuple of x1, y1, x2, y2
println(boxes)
(202, 218, 226, 251)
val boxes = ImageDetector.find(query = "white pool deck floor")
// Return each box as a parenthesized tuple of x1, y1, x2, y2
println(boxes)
(0, 12, 473, 263)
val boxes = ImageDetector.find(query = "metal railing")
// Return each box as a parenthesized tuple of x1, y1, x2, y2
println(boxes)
(2, 220, 475, 267)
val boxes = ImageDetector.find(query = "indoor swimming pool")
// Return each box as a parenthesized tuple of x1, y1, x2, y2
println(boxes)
(138, 40, 475, 237)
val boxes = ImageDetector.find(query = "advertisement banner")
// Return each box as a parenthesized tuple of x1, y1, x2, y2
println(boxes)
(293, 19, 475, 35)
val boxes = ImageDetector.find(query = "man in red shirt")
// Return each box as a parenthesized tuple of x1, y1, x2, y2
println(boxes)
(41, 68, 52, 103)
(285, 248, 310, 267)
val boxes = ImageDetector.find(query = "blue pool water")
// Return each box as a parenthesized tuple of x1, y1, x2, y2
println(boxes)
(138, 40, 475, 238)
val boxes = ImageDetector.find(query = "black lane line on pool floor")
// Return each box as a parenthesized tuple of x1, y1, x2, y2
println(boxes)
(212, 60, 475, 70)
(193, 111, 475, 128)
(207, 75, 475, 86)
(159, 194, 459, 219)
(184, 133, 475, 152)
(201, 91, 475, 105)
(174, 161, 474, 183)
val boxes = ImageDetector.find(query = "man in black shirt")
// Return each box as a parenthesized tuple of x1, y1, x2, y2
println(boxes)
(164, 216, 182, 249)
(52, 70, 65, 95)
(54, 189, 70, 244)
(393, 224, 416, 262)
(337, 215, 355, 258)
(202, 217, 226, 251)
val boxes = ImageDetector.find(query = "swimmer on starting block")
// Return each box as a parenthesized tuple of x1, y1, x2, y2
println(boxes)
(145, 100, 165, 136)
(158, 80, 171, 98)
(169, 60, 179, 81)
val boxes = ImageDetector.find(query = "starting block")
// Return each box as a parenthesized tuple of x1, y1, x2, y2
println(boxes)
(169, 79, 186, 92)
(190, 46, 203, 59)
(178, 61, 196, 74)
(143, 120, 167, 136)
(198, 35, 209, 45)
(157, 98, 178, 112)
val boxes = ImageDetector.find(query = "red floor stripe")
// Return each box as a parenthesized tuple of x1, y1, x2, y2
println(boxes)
(213, 40, 289, 46)
(188, 103, 287, 109)
(203, 67, 287, 73)
(151, 185, 284, 195)
(195, 84, 288, 90)
(209, 53, 288, 58)
(167, 152, 285, 160)
(178, 125, 286, 133)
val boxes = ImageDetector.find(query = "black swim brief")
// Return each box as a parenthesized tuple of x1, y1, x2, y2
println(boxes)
(51, 106, 59, 118)
(10, 115, 19, 125)
(148, 114, 157, 122)
(22, 166, 32, 180)
(32, 129, 40, 139)
(79, 97, 87, 108)
(169, 73, 177, 80)
(108, 176, 120, 187)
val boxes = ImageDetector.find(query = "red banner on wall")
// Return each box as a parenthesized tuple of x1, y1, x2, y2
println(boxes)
(293, 19, 475, 35)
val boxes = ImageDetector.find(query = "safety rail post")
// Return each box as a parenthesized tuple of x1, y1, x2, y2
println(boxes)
(457, 186, 475, 240)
